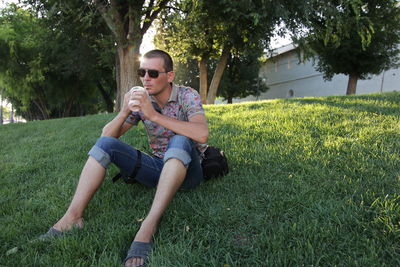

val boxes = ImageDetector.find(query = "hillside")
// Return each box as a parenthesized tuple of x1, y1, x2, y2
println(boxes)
(1, 92, 400, 266)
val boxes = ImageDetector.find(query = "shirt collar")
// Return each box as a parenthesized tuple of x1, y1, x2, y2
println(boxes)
(150, 83, 178, 106)
(168, 83, 179, 102)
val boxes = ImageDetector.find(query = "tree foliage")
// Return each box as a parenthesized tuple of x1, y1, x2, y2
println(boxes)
(219, 49, 269, 103)
(173, 58, 201, 90)
(156, 0, 282, 104)
(0, 2, 116, 120)
(295, 0, 400, 95)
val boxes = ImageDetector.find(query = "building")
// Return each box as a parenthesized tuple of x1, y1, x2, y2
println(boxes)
(234, 43, 400, 102)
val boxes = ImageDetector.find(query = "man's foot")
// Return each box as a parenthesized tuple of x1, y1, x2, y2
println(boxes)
(38, 227, 64, 240)
(124, 241, 153, 267)
(125, 221, 156, 266)
(38, 217, 84, 240)
(53, 216, 84, 232)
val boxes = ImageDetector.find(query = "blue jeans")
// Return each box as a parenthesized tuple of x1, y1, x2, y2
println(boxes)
(88, 135, 204, 189)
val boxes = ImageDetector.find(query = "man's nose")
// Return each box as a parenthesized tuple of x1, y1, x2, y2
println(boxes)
(143, 71, 152, 79)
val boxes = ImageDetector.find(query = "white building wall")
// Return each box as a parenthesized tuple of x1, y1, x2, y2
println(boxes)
(232, 44, 400, 103)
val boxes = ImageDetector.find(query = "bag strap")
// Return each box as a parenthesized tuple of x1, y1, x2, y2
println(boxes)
(112, 150, 142, 183)
(111, 173, 122, 183)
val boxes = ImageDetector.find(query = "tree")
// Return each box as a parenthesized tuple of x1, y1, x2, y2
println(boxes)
(295, 0, 400, 95)
(93, 0, 170, 110)
(0, 2, 116, 120)
(173, 58, 200, 90)
(219, 49, 268, 103)
(0, 4, 51, 119)
(156, 0, 280, 104)
(155, 0, 215, 102)
(0, 89, 3, 124)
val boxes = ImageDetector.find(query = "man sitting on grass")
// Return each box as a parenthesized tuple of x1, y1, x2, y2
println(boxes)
(40, 49, 209, 267)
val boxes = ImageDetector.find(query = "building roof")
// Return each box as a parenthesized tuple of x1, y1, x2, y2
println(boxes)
(268, 43, 296, 58)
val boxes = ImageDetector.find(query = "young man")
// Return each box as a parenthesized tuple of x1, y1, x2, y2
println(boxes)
(40, 49, 209, 267)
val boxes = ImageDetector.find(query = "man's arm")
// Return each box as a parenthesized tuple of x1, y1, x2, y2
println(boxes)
(101, 114, 134, 138)
(101, 90, 135, 138)
(151, 113, 209, 144)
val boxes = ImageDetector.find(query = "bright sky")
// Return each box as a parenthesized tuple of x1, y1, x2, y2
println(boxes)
(270, 34, 292, 49)
(140, 27, 156, 54)
(0, 0, 17, 9)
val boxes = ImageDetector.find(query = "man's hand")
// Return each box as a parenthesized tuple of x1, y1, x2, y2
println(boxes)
(129, 90, 158, 121)
(121, 90, 134, 117)
(101, 89, 136, 138)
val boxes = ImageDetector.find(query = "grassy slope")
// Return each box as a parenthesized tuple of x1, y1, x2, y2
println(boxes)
(1, 92, 399, 266)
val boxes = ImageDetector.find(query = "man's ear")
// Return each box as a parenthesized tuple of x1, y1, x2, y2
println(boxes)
(167, 71, 175, 83)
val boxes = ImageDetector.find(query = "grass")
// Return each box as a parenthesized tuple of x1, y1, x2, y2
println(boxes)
(1, 91, 400, 266)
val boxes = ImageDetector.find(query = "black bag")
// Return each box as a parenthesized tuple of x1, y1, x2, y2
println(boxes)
(201, 146, 229, 180)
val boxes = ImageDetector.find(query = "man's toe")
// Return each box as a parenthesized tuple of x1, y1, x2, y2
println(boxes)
(125, 257, 144, 267)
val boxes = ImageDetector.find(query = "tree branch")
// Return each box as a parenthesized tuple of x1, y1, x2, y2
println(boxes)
(143, 0, 155, 24)
(128, 5, 135, 40)
(93, 0, 118, 37)
(142, 0, 170, 34)
(94, 0, 126, 45)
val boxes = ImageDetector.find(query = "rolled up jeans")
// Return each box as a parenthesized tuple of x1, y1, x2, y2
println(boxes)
(87, 135, 203, 189)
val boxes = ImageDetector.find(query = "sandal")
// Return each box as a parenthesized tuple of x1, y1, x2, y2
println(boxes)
(124, 241, 153, 267)
(38, 227, 63, 240)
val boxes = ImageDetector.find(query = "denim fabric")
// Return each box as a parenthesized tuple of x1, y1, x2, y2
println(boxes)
(88, 135, 203, 189)
(164, 135, 193, 167)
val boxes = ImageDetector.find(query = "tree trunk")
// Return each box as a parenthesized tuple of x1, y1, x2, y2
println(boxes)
(32, 99, 50, 120)
(206, 45, 231, 104)
(10, 106, 14, 123)
(115, 52, 121, 112)
(346, 73, 359, 95)
(32, 85, 50, 120)
(97, 81, 114, 112)
(116, 44, 141, 111)
(198, 58, 208, 104)
(63, 98, 74, 118)
(0, 91, 3, 125)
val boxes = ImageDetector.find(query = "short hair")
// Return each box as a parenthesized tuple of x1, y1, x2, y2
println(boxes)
(143, 49, 173, 72)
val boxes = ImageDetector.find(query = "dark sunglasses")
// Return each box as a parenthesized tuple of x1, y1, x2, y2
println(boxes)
(137, 68, 168, 78)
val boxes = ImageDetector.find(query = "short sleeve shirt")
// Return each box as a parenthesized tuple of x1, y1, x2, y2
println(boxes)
(125, 84, 208, 158)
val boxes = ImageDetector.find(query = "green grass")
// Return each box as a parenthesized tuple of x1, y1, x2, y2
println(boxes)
(1, 91, 400, 266)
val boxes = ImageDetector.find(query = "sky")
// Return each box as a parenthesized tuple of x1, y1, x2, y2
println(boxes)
(0, 0, 17, 9)
(140, 27, 157, 54)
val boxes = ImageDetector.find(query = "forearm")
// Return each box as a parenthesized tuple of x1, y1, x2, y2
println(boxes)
(152, 113, 209, 144)
(101, 112, 130, 138)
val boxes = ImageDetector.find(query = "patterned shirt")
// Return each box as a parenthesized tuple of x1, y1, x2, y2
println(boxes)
(126, 84, 208, 158)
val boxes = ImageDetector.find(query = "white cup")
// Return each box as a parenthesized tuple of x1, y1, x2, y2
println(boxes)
(128, 86, 148, 112)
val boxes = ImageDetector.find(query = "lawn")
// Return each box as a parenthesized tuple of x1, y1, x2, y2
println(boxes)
(1, 92, 400, 266)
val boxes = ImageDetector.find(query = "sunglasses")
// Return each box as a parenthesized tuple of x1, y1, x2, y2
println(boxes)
(137, 68, 168, 78)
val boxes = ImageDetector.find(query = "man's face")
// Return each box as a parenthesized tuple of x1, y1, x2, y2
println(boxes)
(139, 57, 174, 96)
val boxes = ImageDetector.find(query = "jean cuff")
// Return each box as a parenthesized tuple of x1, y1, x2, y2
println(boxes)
(163, 147, 191, 167)
(88, 145, 111, 168)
